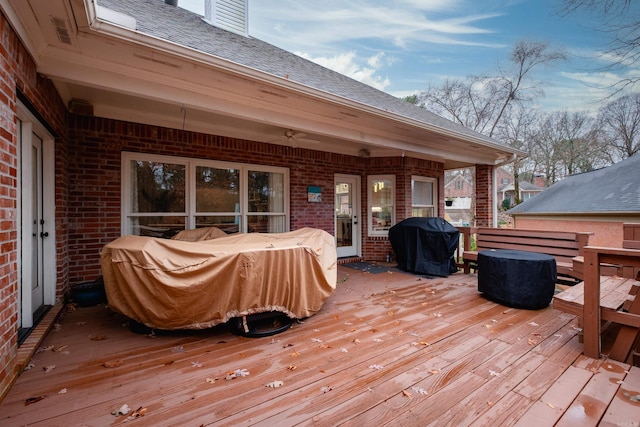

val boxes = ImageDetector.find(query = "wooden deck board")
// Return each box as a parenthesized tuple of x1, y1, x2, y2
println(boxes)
(1, 266, 639, 426)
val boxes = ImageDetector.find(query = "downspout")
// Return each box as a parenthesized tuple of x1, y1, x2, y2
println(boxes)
(492, 153, 517, 228)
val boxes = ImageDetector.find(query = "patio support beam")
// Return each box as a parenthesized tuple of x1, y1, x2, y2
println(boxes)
(475, 164, 493, 227)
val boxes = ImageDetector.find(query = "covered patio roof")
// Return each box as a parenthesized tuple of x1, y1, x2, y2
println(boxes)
(2, 0, 526, 169)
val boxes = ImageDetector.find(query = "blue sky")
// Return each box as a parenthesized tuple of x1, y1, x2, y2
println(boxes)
(179, 0, 638, 114)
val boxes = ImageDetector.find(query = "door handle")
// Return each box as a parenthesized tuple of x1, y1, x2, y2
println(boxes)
(40, 231, 49, 238)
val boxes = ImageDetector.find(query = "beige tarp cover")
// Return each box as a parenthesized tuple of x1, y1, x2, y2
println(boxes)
(101, 227, 337, 330)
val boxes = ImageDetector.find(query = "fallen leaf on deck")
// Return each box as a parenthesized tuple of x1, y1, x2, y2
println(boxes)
(489, 370, 500, 377)
(419, 341, 430, 346)
(287, 365, 297, 370)
(412, 386, 428, 396)
(205, 377, 217, 384)
(373, 338, 383, 343)
(353, 339, 361, 345)
(58, 388, 68, 394)
(123, 406, 147, 422)
(43, 365, 56, 373)
(191, 361, 203, 368)
(527, 338, 539, 345)
(75, 321, 86, 326)
(369, 364, 384, 370)
(25, 396, 47, 406)
(311, 338, 323, 343)
(53, 323, 62, 331)
(313, 328, 320, 332)
(24, 363, 35, 371)
(623, 391, 640, 402)
(266, 380, 284, 388)
(101, 359, 124, 368)
(90, 335, 108, 341)
(290, 350, 300, 357)
(388, 311, 395, 315)
(428, 369, 440, 374)
(320, 386, 332, 393)
(40, 345, 54, 352)
(112, 403, 131, 416)
(528, 321, 539, 327)
(171, 346, 185, 353)
(433, 312, 442, 318)
(340, 348, 348, 353)
(402, 390, 412, 398)
(53, 345, 68, 352)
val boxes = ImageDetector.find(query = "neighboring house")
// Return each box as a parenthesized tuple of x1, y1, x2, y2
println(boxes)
(499, 181, 545, 208)
(508, 154, 640, 247)
(0, 0, 524, 398)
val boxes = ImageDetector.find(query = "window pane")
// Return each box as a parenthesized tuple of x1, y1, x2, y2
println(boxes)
(412, 180, 433, 205)
(412, 207, 434, 217)
(371, 178, 393, 232)
(195, 215, 241, 234)
(247, 214, 286, 233)
(130, 216, 186, 237)
(196, 166, 240, 213)
(130, 160, 185, 213)
(248, 171, 284, 213)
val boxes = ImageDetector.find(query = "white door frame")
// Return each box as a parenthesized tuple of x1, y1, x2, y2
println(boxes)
(334, 174, 361, 258)
(17, 102, 57, 328)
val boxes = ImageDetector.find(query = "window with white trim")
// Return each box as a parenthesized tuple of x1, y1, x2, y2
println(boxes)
(122, 152, 289, 236)
(411, 176, 437, 217)
(368, 175, 395, 235)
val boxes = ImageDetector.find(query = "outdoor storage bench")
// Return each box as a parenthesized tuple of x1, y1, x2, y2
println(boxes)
(461, 227, 592, 282)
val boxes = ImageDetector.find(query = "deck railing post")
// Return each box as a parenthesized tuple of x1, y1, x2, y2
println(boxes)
(582, 248, 601, 359)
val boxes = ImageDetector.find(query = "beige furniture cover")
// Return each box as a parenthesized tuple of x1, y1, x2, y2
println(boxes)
(101, 227, 337, 330)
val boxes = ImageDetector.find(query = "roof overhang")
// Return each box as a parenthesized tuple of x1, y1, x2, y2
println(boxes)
(1, 0, 526, 169)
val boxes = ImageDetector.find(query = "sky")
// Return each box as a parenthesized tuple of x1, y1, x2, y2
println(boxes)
(178, 0, 638, 115)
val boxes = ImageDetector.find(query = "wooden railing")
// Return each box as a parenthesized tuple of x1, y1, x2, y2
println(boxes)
(582, 246, 640, 361)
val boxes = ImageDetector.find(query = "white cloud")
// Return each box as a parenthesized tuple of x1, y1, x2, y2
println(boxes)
(298, 51, 391, 91)
(249, 1, 505, 52)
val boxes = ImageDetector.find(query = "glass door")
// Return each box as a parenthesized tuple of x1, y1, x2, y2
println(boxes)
(335, 175, 360, 258)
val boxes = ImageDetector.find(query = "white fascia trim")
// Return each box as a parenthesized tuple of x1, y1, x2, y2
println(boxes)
(84, 1, 521, 160)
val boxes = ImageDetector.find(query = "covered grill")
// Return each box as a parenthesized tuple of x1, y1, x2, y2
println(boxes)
(389, 217, 460, 277)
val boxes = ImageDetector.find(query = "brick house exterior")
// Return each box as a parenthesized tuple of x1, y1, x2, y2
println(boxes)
(0, 0, 523, 399)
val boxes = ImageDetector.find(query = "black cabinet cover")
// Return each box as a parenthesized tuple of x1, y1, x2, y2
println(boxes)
(389, 217, 460, 277)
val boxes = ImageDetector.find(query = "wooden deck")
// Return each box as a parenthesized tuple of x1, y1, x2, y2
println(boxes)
(2, 266, 640, 426)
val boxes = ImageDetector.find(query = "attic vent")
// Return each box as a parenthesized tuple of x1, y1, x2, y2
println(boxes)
(204, 0, 248, 36)
(51, 16, 72, 45)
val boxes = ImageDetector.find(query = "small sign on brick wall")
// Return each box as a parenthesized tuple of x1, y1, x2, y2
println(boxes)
(307, 186, 322, 202)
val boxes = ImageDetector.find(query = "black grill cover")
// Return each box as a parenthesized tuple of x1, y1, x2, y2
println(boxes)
(389, 217, 460, 277)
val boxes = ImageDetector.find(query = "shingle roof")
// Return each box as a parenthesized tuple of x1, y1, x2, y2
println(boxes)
(508, 154, 640, 214)
(97, 0, 508, 149)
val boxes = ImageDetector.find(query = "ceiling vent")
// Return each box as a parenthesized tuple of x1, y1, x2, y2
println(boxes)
(51, 16, 72, 45)
(204, 0, 248, 37)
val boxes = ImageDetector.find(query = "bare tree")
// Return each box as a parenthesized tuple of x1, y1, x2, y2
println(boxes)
(420, 41, 565, 139)
(531, 110, 605, 183)
(558, 0, 639, 91)
(597, 93, 640, 160)
(494, 107, 540, 204)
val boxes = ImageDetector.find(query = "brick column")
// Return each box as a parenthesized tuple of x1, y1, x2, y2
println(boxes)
(475, 164, 493, 227)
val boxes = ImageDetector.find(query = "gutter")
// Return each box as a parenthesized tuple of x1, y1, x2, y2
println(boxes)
(83, 1, 523, 159)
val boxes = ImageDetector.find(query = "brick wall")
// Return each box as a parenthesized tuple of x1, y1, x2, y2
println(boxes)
(475, 164, 494, 227)
(67, 115, 447, 279)
(0, 12, 67, 401)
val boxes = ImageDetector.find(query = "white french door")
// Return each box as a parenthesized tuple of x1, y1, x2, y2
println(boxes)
(335, 174, 361, 258)
(18, 103, 56, 328)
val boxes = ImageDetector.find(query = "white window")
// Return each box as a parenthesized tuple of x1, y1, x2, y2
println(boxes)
(411, 176, 437, 217)
(122, 152, 289, 236)
(368, 175, 395, 236)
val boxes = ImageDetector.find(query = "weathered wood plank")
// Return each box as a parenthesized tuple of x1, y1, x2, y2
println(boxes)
(556, 359, 629, 426)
